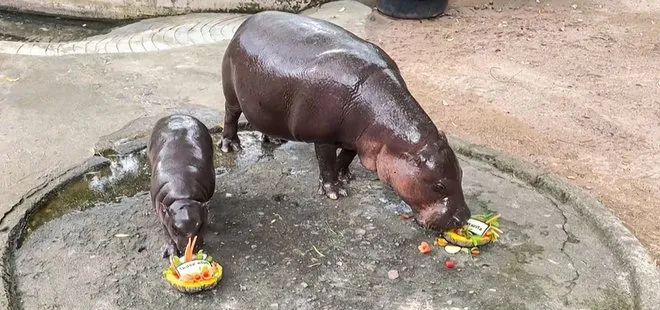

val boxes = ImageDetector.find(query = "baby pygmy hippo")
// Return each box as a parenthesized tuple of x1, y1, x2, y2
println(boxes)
(219, 11, 471, 231)
(147, 114, 215, 258)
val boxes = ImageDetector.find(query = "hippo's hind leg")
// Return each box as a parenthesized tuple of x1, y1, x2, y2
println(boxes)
(337, 149, 357, 184)
(314, 143, 349, 200)
(220, 96, 243, 153)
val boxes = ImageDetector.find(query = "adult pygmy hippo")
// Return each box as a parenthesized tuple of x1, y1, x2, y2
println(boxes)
(148, 114, 215, 257)
(220, 11, 470, 231)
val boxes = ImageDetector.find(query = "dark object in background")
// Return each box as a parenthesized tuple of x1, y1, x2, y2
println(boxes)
(376, 0, 449, 19)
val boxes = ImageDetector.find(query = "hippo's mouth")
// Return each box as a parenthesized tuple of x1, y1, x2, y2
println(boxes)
(173, 234, 204, 256)
(413, 197, 469, 232)
(163, 240, 181, 259)
(163, 233, 189, 258)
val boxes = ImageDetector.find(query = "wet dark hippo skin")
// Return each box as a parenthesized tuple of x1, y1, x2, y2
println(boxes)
(147, 114, 215, 257)
(220, 11, 470, 231)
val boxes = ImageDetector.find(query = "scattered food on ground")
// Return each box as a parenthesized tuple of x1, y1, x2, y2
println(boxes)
(418, 241, 432, 254)
(444, 245, 462, 254)
(435, 237, 448, 246)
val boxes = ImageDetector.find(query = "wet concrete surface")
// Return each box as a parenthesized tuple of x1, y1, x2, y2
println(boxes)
(14, 131, 633, 310)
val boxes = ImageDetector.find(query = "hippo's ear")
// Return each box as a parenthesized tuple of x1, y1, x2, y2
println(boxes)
(402, 152, 422, 167)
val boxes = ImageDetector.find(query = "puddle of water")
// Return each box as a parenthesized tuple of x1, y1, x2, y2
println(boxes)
(213, 131, 276, 171)
(26, 150, 151, 237)
(89, 152, 144, 191)
(25, 131, 278, 237)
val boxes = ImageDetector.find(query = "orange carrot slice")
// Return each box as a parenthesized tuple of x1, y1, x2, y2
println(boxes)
(184, 236, 198, 262)
(183, 237, 192, 262)
(418, 241, 432, 254)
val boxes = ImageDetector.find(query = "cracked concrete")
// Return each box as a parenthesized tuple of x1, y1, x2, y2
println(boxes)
(450, 138, 660, 309)
(553, 197, 580, 300)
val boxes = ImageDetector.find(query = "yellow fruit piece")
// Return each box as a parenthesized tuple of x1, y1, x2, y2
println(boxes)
(435, 238, 448, 246)
(443, 229, 492, 247)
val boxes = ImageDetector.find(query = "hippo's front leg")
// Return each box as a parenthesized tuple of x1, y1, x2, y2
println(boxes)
(314, 143, 348, 200)
(161, 230, 179, 259)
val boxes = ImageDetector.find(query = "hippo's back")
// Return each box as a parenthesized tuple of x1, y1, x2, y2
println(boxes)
(222, 11, 413, 144)
(147, 114, 216, 205)
(147, 115, 214, 183)
(226, 11, 399, 85)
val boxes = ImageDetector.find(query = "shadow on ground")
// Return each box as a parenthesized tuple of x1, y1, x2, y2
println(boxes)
(14, 132, 632, 310)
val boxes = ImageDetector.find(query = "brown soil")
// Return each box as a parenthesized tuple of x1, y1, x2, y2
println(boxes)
(364, 0, 660, 261)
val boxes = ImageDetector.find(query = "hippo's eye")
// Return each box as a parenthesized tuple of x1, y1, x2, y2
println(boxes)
(433, 182, 446, 192)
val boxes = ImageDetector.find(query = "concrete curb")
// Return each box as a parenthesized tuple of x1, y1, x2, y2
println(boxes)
(447, 134, 660, 310)
(1, 116, 658, 308)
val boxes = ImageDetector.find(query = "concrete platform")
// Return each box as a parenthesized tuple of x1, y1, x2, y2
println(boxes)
(12, 131, 636, 309)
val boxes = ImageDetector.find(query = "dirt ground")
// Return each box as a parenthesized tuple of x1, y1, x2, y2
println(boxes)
(362, 0, 660, 261)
